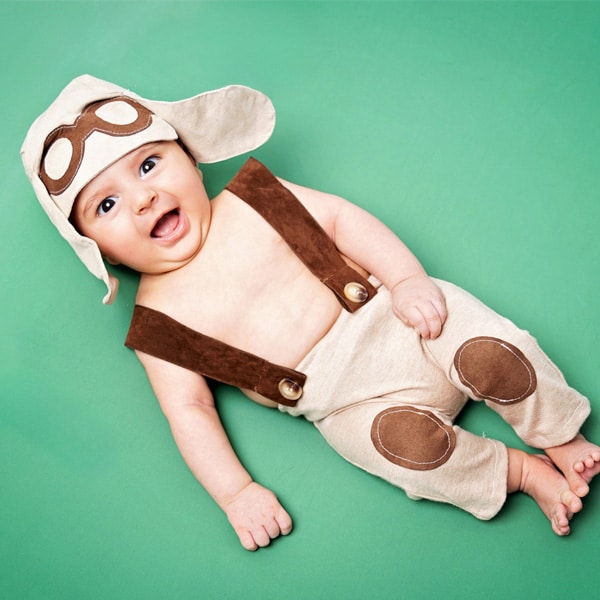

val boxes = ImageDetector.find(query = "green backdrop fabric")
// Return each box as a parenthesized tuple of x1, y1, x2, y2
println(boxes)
(2, 2, 599, 599)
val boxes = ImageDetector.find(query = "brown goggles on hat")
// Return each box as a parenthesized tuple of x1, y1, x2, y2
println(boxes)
(40, 96, 153, 196)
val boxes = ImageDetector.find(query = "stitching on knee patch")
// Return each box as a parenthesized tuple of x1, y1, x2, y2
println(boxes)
(454, 336, 537, 404)
(370, 407, 456, 471)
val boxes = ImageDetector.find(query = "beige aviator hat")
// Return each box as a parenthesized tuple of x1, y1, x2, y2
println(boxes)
(21, 74, 276, 304)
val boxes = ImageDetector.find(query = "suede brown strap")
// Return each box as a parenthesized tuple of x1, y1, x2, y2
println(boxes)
(126, 305, 306, 407)
(125, 158, 376, 405)
(226, 157, 377, 312)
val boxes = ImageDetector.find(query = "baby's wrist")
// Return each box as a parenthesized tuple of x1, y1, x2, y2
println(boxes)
(218, 477, 255, 510)
(389, 272, 430, 292)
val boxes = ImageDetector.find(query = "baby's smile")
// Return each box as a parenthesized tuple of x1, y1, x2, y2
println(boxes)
(151, 208, 181, 239)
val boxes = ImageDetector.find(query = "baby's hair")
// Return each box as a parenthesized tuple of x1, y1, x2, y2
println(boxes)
(176, 138, 196, 163)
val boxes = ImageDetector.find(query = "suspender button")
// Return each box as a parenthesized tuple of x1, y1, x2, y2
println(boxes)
(278, 378, 303, 401)
(344, 282, 368, 303)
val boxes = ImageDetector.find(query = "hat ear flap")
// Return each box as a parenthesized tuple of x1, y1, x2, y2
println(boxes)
(143, 84, 276, 164)
(24, 166, 118, 304)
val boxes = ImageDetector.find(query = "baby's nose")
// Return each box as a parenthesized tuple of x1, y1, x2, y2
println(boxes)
(133, 186, 157, 213)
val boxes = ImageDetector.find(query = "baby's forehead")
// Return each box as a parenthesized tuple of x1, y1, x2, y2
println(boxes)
(85, 140, 173, 181)
(75, 140, 180, 201)
(111, 139, 175, 165)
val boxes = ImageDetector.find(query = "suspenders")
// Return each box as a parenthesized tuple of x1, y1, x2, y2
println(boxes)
(225, 158, 377, 313)
(125, 158, 377, 407)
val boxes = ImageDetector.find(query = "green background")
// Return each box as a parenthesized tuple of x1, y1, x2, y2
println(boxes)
(2, 1, 599, 598)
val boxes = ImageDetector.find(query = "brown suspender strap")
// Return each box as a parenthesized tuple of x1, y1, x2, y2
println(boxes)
(226, 157, 377, 312)
(126, 305, 306, 407)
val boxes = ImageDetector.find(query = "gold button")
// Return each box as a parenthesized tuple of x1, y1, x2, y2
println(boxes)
(343, 282, 368, 303)
(278, 378, 303, 401)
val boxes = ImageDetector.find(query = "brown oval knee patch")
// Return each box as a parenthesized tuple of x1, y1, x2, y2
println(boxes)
(370, 407, 456, 471)
(454, 336, 537, 404)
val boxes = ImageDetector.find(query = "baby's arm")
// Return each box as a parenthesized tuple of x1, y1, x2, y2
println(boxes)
(136, 350, 292, 550)
(280, 179, 447, 339)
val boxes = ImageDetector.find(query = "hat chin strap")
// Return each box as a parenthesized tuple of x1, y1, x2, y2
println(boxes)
(102, 274, 119, 305)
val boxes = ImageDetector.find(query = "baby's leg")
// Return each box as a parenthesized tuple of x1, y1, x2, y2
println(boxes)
(423, 280, 591, 450)
(507, 448, 582, 536)
(545, 434, 600, 497)
(315, 400, 509, 521)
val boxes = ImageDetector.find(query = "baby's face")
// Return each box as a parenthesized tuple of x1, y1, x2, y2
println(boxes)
(72, 141, 211, 275)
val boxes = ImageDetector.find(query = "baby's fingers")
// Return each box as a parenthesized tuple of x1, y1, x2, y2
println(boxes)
(263, 508, 293, 542)
(404, 303, 444, 339)
(425, 298, 447, 339)
(236, 524, 272, 551)
(237, 514, 293, 551)
(237, 528, 261, 551)
(276, 508, 293, 536)
(224, 481, 292, 551)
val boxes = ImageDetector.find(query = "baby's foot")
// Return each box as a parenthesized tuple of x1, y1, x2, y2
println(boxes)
(545, 434, 600, 497)
(519, 453, 582, 536)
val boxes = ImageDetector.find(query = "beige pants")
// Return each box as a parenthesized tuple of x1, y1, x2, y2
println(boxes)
(281, 279, 590, 520)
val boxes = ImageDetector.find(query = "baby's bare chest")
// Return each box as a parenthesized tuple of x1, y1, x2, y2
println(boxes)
(143, 205, 342, 368)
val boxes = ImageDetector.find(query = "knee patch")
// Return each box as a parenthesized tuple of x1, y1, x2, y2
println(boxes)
(454, 336, 537, 404)
(371, 407, 456, 471)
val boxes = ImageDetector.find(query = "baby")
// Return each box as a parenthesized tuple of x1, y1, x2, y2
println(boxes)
(22, 75, 600, 551)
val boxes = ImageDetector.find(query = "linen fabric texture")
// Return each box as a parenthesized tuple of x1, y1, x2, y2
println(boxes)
(286, 278, 589, 519)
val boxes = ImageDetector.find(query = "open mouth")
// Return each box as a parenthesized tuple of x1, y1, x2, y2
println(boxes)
(151, 209, 180, 239)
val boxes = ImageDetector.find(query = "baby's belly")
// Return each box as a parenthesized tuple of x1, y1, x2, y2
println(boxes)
(243, 254, 369, 366)
(236, 275, 343, 366)
(239, 288, 343, 408)
(241, 389, 280, 408)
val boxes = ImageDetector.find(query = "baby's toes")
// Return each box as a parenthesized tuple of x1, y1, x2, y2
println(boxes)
(563, 467, 589, 497)
(561, 489, 583, 514)
(578, 451, 600, 481)
(572, 477, 589, 497)
(551, 505, 571, 536)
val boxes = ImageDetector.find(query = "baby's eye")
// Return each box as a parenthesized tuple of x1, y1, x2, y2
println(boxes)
(140, 156, 158, 176)
(97, 196, 117, 216)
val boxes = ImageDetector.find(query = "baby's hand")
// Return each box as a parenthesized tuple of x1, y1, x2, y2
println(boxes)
(390, 276, 447, 339)
(223, 481, 293, 551)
